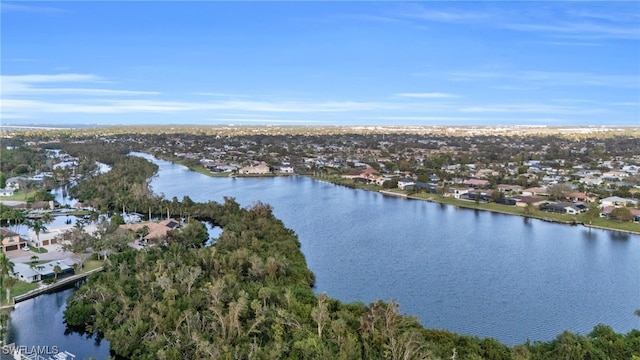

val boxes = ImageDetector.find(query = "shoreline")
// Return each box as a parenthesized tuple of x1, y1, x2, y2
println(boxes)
(147, 153, 640, 236)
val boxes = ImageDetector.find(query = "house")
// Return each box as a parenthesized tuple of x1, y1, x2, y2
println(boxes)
(12, 258, 77, 282)
(622, 165, 639, 175)
(475, 169, 499, 178)
(540, 202, 582, 215)
(460, 191, 490, 202)
(375, 176, 394, 186)
(513, 196, 547, 208)
(600, 206, 640, 221)
(567, 192, 598, 203)
(602, 171, 628, 180)
(1, 227, 28, 252)
(463, 178, 490, 188)
(600, 196, 638, 208)
(279, 165, 295, 174)
(497, 184, 523, 193)
(30, 201, 55, 210)
(238, 162, 271, 175)
(397, 177, 415, 190)
(5, 177, 26, 190)
(119, 218, 181, 242)
(446, 188, 469, 199)
(579, 177, 603, 186)
(414, 182, 438, 193)
(0, 188, 15, 197)
(522, 187, 549, 197)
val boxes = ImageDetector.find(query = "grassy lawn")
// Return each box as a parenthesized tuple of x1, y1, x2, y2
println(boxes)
(0, 189, 34, 201)
(81, 259, 104, 272)
(585, 217, 640, 233)
(408, 192, 639, 233)
(0, 281, 39, 306)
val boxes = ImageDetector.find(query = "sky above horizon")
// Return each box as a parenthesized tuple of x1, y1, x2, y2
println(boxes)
(1, 1, 639, 127)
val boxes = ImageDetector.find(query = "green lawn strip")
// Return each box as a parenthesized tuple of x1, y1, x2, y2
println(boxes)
(585, 217, 640, 233)
(0, 281, 39, 305)
(409, 193, 639, 234)
(27, 245, 48, 253)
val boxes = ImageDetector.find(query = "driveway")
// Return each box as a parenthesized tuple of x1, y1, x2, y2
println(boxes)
(7, 245, 74, 263)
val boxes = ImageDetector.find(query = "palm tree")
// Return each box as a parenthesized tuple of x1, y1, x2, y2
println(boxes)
(28, 219, 47, 249)
(53, 265, 61, 280)
(4, 277, 16, 303)
(0, 252, 15, 304)
(41, 212, 53, 225)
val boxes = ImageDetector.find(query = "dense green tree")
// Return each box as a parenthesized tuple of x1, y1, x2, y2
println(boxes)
(610, 207, 633, 222)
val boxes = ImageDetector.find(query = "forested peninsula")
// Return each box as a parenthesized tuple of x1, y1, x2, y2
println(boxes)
(50, 141, 640, 359)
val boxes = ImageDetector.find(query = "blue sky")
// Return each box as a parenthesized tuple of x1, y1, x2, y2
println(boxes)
(1, 1, 639, 126)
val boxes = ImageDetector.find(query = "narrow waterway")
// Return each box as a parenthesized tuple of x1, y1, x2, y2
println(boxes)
(3, 287, 111, 360)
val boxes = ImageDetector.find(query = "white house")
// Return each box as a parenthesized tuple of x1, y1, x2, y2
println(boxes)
(600, 196, 638, 208)
(397, 177, 415, 190)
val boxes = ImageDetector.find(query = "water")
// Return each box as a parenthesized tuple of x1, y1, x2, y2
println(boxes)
(136, 152, 640, 345)
(4, 287, 111, 360)
(7, 152, 639, 357)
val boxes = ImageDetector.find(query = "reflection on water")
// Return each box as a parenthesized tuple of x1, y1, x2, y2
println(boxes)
(610, 232, 631, 241)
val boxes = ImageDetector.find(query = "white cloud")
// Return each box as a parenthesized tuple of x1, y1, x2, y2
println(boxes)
(1, 73, 158, 97)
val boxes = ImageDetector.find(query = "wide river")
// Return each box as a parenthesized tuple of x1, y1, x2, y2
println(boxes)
(138, 153, 639, 345)
(6, 153, 639, 358)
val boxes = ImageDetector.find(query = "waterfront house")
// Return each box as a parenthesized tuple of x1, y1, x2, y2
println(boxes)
(0, 227, 27, 252)
(540, 202, 582, 215)
(446, 188, 470, 199)
(119, 218, 181, 242)
(238, 162, 270, 175)
(12, 258, 77, 282)
(513, 196, 547, 208)
(397, 177, 415, 190)
(600, 196, 638, 208)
